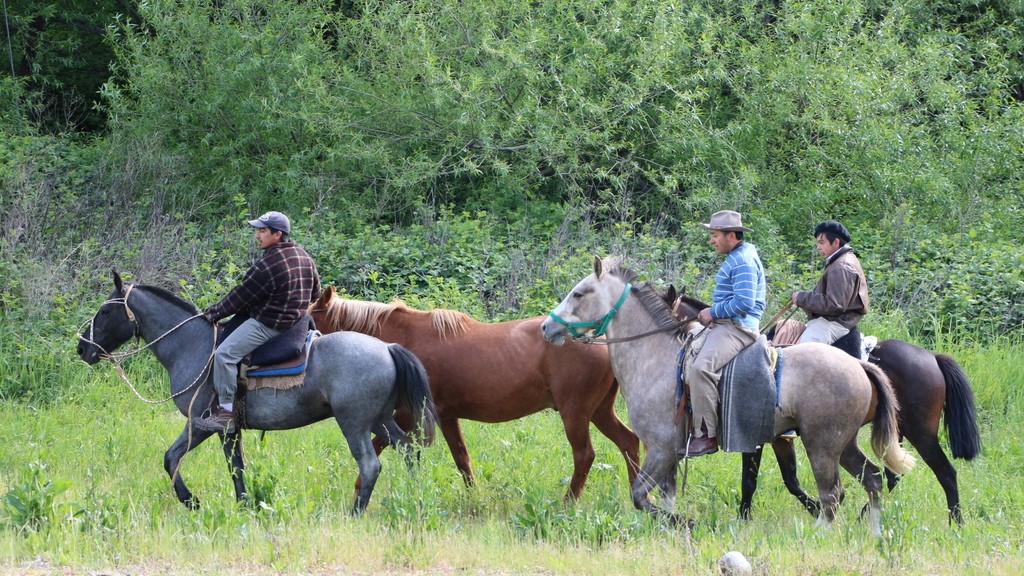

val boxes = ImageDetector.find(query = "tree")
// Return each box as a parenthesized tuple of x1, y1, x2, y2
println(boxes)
(1, 0, 142, 133)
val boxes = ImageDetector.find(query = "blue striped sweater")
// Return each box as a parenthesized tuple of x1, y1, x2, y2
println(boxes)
(710, 241, 766, 330)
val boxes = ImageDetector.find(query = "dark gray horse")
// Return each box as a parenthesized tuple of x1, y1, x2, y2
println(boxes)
(77, 271, 437, 514)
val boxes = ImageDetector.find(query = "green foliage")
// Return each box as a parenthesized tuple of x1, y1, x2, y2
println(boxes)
(2, 464, 71, 532)
(91, 0, 1024, 231)
(868, 231, 1024, 344)
(0, 0, 131, 133)
(2, 0, 1024, 409)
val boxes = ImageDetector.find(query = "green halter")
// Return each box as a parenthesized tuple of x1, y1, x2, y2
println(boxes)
(547, 283, 632, 340)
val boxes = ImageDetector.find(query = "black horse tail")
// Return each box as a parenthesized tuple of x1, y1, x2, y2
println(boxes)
(387, 343, 438, 445)
(936, 353, 982, 460)
(863, 360, 916, 475)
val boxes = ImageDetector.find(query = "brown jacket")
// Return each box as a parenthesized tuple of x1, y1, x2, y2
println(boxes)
(794, 246, 868, 328)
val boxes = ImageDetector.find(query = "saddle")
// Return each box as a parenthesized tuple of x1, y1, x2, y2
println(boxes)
(217, 314, 320, 389)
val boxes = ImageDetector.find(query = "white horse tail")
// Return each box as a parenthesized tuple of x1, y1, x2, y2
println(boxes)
(862, 361, 916, 475)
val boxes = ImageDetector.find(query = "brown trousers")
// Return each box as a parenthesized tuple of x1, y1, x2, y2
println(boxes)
(685, 319, 758, 438)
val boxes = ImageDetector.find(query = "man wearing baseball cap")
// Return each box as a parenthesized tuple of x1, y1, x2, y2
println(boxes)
(680, 210, 766, 458)
(195, 211, 321, 433)
(791, 220, 869, 344)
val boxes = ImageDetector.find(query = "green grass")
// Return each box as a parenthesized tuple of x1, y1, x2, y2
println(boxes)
(1, 336, 1023, 575)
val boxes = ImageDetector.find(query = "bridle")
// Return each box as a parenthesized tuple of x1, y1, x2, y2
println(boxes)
(547, 283, 632, 340)
(547, 282, 686, 344)
(78, 283, 216, 405)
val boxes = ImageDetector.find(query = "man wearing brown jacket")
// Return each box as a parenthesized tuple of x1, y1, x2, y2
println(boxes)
(791, 220, 869, 345)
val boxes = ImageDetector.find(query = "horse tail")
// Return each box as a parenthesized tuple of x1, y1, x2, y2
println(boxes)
(387, 344, 438, 445)
(936, 353, 982, 460)
(863, 360, 916, 475)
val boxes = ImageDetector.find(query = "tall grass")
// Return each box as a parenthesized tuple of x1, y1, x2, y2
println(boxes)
(2, 333, 1023, 574)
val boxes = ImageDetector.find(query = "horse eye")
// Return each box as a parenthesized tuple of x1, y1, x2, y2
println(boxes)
(101, 308, 110, 316)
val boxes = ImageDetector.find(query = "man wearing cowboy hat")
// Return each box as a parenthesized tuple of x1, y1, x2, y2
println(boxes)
(195, 210, 321, 433)
(680, 210, 766, 457)
(791, 220, 869, 344)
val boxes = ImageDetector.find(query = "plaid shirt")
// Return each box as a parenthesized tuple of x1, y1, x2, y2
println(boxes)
(205, 241, 321, 331)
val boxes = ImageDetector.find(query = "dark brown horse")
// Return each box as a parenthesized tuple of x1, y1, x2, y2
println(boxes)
(309, 286, 641, 500)
(666, 286, 982, 525)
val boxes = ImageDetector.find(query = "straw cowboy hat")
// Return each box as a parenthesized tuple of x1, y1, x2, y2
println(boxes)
(700, 210, 753, 233)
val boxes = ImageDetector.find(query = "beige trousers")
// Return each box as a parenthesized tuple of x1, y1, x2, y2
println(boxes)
(798, 317, 850, 345)
(686, 319, 758, 438)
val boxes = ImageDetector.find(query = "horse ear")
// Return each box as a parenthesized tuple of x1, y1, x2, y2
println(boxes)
(593, 255, 603, 278)
(112, 268, 124, 293)
(665, 284, 677, 306)
(319, 285, 335, 305)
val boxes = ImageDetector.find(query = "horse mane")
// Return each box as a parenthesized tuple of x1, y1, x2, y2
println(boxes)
(138, 284, 199, 315)
(318, 294, 470, 339)
(600, 259, 679, 334)
(633, 282, 684, 334)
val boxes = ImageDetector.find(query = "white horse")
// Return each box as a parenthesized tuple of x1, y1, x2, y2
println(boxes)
(541, 257, 914, 534)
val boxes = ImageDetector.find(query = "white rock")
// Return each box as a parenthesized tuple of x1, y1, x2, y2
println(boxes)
(718, 550, 752, 575)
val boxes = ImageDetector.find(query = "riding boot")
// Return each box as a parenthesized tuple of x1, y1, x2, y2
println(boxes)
(195, 404, 237, 433)
(679, 420, 718, 457)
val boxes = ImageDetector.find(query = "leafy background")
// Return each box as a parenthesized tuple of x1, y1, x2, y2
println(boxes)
(2, 1, 1024, 573)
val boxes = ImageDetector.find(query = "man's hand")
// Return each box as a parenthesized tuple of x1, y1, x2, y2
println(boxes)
(697, 307, 712, 326)
(202, 306, 218, 324)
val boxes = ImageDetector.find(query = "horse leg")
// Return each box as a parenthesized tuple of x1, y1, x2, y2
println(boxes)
(631, 454, 688, 528)
(439, 418, 475, 486)
(340, 424, 382, 515)
(356, 408, 412, 496)
(658, 464, 677, 511)
(803, 439, 843, 529)
(163, 425, 217, 509)
(739, 447, 763, 520)
(219, 429, 248, 504)
(374, 418, 418, 472)
(907, 433, 962, 525)
(839, 440, 884, 536)
(589, 385, 642, 487)
(771, 438, 821, 517)
(557, 410, 596, 501)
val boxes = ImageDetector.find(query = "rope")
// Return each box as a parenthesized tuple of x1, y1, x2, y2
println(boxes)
(574, 321, 686, 345)
(759, 300, 797, 336)
(78, 291, 217, 405)
(79, 285, 227, 498)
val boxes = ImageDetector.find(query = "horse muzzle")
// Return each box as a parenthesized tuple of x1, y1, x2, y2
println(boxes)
(539, 317, 567, 346)
(77, 337, 102, 365)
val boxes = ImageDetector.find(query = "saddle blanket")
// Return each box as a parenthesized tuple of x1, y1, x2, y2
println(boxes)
(240, 329, 320, 391)
(719, 335, 780, 453)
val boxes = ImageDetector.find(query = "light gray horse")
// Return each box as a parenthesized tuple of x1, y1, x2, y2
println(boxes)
(77, 271, 438, 514)
(540, 257, 915, 534)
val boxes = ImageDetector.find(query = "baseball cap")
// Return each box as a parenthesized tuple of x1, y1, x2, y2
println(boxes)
(248, 211, 291, 235)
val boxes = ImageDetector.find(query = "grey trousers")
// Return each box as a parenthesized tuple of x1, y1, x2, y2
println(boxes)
(212, 318, 280, 405)
(686, 319, 758, 438)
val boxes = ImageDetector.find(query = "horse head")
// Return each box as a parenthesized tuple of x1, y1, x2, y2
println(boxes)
(308, 285, 338, 328)
(77, 269, 140, 364)
(541, 256, 635, 345)
(663, 284, 706, 329)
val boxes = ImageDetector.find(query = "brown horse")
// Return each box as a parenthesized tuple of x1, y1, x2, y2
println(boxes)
(309, 286, 641, 500)
(666, 286, 981, 525)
